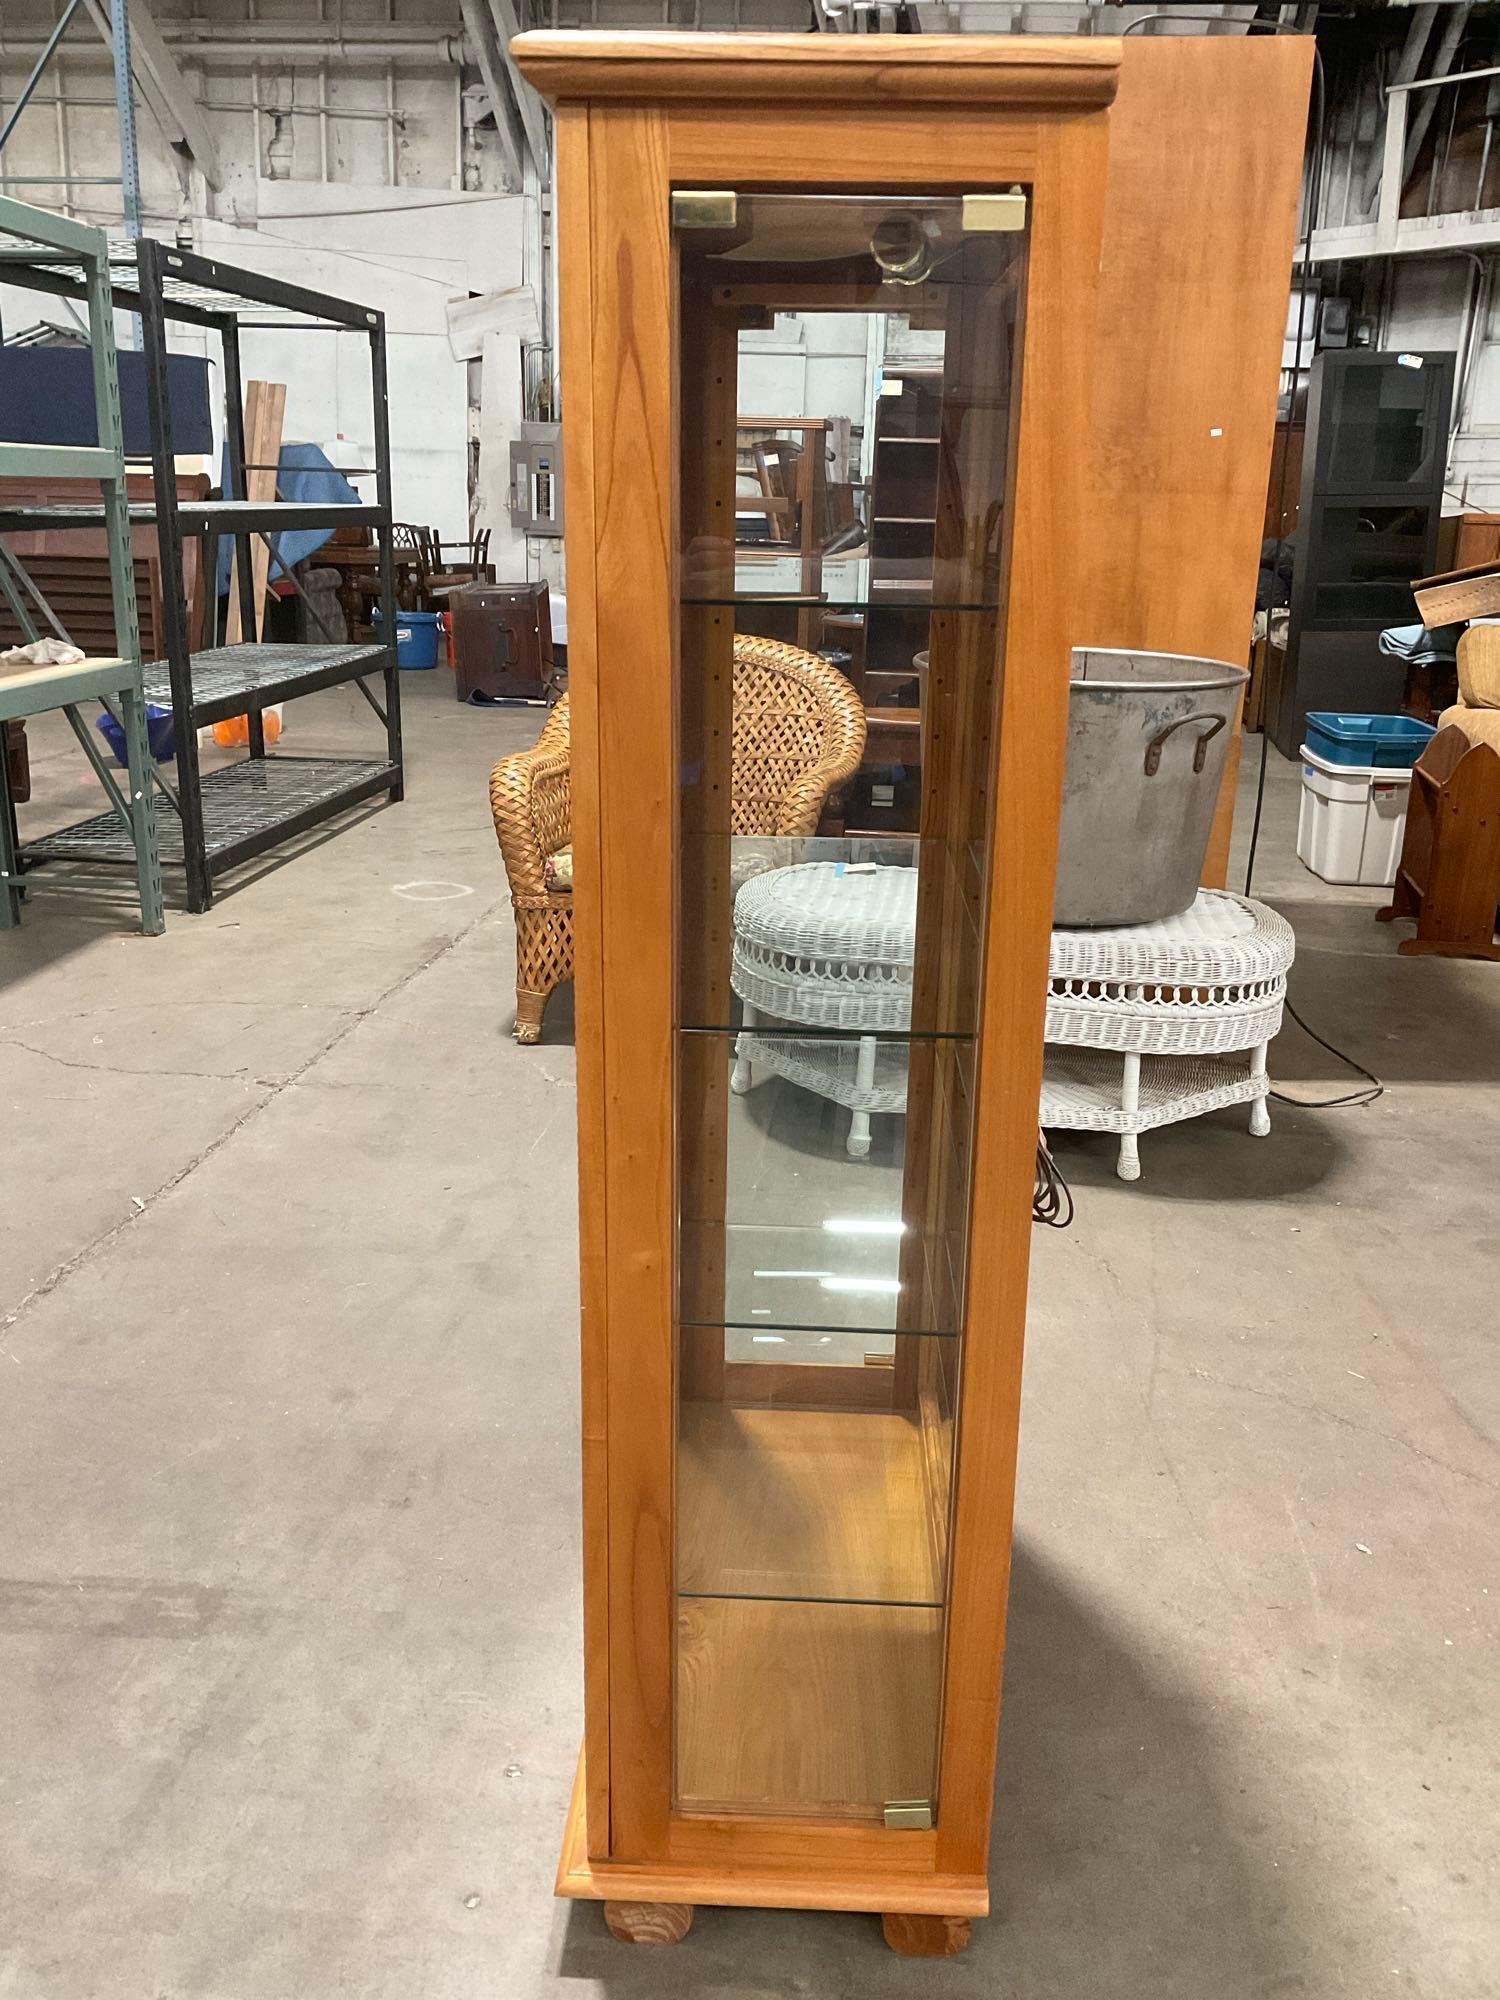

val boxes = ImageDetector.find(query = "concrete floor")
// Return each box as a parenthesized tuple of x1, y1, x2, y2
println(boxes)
(2, 679, 1496, 1998)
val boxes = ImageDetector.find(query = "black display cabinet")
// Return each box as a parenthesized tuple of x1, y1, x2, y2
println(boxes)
(1269, 347, 1455, 758)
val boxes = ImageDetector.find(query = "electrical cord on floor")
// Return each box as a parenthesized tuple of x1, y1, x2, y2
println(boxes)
(1245, 715, 1386, 1113)
(1033, 1136, 1074, 1229)
(1271, 999, 1385, 1111)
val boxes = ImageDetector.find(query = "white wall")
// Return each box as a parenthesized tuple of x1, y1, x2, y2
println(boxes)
(738, 313, 871, 427)
(1379, 255, 1492, 507)
(215, 184, 526, 541)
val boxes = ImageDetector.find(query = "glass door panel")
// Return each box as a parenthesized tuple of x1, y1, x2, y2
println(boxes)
(673, 188, 1027, 1824)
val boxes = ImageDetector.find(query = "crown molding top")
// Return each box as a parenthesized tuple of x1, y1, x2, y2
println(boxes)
(511, 31, 1121, 110)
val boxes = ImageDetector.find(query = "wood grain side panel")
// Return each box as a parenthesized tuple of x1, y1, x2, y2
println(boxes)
(581, 103, 678, 1860)
(934, 108, 1111, 1879)
(1080, 34, 1313, 884)
(553, 103, 613, 1862)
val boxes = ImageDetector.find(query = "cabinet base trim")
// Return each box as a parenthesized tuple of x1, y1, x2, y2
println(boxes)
(556, 1748, 989, 1918)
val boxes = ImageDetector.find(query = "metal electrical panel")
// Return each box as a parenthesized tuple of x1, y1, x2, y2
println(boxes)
(509, 421, 564, 537)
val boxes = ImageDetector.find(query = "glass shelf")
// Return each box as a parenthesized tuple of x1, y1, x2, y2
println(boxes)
(683, 591, 999, 611)
(681, 1220, 963, 1338)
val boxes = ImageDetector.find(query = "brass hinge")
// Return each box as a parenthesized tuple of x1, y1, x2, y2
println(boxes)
(962, 190, 1027, 234)
(883, 1798, 934, 1831)
(672, 189, 738, 230)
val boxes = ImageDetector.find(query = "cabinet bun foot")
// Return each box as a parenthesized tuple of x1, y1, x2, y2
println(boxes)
(603, 1901, 694, 1945)
(881, 1912, 973, 1957)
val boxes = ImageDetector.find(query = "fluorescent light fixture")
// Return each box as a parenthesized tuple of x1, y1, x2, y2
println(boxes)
(752, 1269, 834, 1280)
(820, 1276, 902, 1297)
(750, 1334, 786, 1345)
(821, 1217, 905, 1238)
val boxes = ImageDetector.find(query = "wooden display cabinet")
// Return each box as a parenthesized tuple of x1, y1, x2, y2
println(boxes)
(513, 28, 1117, 1953)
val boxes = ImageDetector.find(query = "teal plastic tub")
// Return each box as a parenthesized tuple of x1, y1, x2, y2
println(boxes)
(1303, 711, 1435, 769)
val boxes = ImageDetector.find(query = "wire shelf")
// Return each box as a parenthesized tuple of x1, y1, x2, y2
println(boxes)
(24, 756, 396, 867)
(140, 642, 388, 722)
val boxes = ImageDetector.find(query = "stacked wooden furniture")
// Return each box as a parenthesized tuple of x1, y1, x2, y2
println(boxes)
(1379, 623, 1500, 960)
(732, 416, 859, 656)
(0, 468, 213, 657)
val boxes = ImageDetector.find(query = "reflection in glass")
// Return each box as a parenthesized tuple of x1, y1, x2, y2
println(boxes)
(673, 188, 1026, 1824)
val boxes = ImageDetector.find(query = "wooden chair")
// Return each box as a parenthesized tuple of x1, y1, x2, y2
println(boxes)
(355, 522, 430, 620)
(489, 634, 868, 1043)
(425, 527, 495, 600)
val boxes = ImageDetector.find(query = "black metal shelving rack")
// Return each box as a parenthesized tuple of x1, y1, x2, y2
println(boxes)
(0, 237, 401, 911)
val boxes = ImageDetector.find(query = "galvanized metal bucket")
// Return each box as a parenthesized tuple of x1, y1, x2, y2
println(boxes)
(1055, 647, 1249, 927)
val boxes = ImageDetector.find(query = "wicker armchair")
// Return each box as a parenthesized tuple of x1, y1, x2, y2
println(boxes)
(489, 634, 868, 1043)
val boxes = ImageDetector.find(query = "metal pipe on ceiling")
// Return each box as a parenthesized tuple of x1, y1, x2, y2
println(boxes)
(0, 31, 467, 64)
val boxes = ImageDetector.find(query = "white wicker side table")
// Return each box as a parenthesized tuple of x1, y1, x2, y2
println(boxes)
(729, 861, 918, 1159)
(1041, 891, 1295, 1182)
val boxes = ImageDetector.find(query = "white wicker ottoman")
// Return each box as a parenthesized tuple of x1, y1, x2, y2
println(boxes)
(1041, 890, 1295, 1182)
(729, 861, 918, 1159)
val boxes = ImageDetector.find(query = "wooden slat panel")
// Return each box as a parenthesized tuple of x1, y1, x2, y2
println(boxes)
(1079, 34, 1313, 886)
(0, 552, 160, 656)
(226, 379, 286, 645)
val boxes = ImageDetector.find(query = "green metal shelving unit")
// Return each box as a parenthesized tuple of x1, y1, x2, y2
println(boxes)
(0, 195, 163, 935)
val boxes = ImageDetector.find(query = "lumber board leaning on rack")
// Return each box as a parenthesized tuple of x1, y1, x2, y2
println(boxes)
(226, 379, 287, 645)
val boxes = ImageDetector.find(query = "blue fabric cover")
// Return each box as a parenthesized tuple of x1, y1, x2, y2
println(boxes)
(215, 442, 364, 594)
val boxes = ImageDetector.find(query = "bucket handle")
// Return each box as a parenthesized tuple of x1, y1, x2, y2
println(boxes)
(1144, 712, 1227, 777)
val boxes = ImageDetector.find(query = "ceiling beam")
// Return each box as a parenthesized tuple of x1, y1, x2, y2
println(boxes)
(81, 0, 223, 190)
(485, 0, 551, 180)
(458, 0, 528, 190)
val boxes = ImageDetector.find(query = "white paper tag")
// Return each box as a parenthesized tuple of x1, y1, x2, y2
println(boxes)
(1397, 353, 1424, 369)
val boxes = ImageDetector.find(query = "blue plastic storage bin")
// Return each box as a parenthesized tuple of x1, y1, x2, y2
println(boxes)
(373, 607, 441, 670)
(95, 703, 175, 767)
(1303, 711, 1435, 769)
